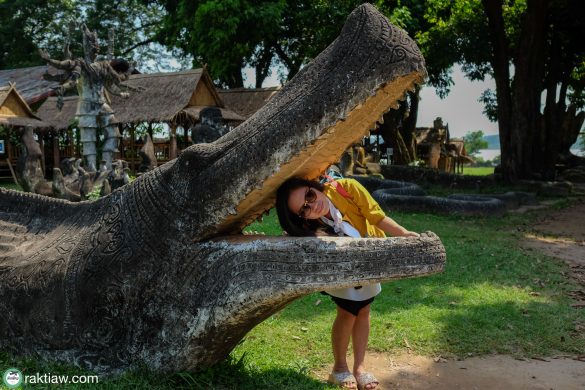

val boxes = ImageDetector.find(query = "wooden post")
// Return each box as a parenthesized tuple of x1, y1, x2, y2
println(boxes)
(6, 134, 12, 162)
(129, 124, 136, 172)
(38, 130, 46, 176)
(75, 127, 81, 157)
(148, 122, 153, 141)
(52, 132, 60, 170)
(116, 124, 124, 160)
(6, 158, 18, 186)
(185, 125, 192, 144)
(169, 123, 177, 160)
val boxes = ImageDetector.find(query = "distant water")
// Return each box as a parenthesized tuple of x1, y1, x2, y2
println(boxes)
(476, 149, 501, 161)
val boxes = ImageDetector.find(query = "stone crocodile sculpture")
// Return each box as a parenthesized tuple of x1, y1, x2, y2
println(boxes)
(0, 4, 445, 373)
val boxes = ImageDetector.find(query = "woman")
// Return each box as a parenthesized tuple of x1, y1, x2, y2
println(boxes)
(276, 177, 418, 390)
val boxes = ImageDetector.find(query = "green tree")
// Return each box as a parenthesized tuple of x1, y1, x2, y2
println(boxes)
(146, 0, 438, 164)
(149, 0, 371, 88)
(0, 0, 180, 72)
(0, 0, 78, 69)
(152, 0, 287, 88)
(419, 0, 585, 181)
(83, 0, 185, 72)
(463, 130, 489, 155)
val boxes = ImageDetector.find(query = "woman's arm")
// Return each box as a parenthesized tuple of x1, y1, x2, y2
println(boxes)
(376, 216, 419, 237)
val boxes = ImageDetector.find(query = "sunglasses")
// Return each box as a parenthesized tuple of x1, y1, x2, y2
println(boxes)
(298, 188, 317, 218)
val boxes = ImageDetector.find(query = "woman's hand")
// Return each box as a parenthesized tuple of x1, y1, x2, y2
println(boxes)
(398, 230, 420, 237)
(376, 217, 419, 237)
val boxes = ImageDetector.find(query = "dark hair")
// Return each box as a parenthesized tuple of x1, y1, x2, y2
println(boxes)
(276, 177, 333, 237)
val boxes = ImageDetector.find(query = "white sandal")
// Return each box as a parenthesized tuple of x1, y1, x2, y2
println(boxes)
(356, 372, 379, 390)
(328, 371, 357, 389)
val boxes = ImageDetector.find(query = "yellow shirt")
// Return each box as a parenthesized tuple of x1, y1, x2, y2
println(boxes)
(322, 178, 386, 238)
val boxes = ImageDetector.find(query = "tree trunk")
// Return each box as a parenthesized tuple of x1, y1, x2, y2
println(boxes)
(482, 0, 515, 182)
(379, 101, 414, 165)
(255, 46, 273, 88)
(513, 0, 548, 179)
(483, 0, 549, 181)
(542, 33, 561, 179)
(401, 87, 420, 162)
(227, 68, 244, 88)
(557, 104, 585, 165)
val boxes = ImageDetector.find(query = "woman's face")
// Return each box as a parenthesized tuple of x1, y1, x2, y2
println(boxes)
(287, 186, 330, 220)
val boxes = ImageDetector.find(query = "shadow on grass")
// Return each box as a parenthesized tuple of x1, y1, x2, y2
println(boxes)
(0, 351, 328, 390)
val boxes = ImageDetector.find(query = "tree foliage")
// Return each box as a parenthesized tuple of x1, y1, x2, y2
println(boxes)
(418, 0, 585, 181)
(0, 0, 77, 69)
(463, 130, 488, 155)
(0, 0, 183, 72)
(83, 0, 184, 72)
(149, 0, 368, 87)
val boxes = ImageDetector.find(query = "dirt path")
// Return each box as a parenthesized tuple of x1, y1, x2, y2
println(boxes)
(523, 198, 585, 293)
(315, 198, 585, 389)
(315, 353, 585, 389)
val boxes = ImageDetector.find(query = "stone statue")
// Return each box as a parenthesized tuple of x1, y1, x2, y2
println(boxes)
(39, 24, 141, 172)
(339, 143, 379, 176)
(137, 134, 157, 173)
(15, 127, 53, 196)
(1, 5, 443, 373)
(191, 107, 229, 144)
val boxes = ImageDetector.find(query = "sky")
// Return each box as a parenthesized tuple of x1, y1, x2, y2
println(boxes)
(242, 64, 499, 139)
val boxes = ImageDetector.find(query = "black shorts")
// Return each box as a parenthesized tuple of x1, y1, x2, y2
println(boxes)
(330, 295, 374, 316)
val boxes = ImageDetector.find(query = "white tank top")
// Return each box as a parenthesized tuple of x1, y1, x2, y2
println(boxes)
(320, 199, 382, 301)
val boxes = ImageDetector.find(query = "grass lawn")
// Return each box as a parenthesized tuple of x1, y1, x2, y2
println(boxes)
(462, 166, 495, 176)
(0, 182, 21, 191)
(1, 190, 583, 389)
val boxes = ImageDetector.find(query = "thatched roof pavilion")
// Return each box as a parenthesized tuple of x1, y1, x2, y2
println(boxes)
(0, 83, 49, 182)
(35, 96, 78, 131)
(0, 83, 46, 128)
(36, 68, 245, 130)
(109, 68, 245, 125)
(35, 68, 247, 169)
(414, 121, 474, 173)
(218, 86, 280, 119)
(0, 66, 62, 106)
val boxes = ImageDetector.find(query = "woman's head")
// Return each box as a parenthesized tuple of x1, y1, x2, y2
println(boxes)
(276, 178, 331, 236)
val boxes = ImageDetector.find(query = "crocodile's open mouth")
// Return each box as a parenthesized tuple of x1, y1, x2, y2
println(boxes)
(172, 3, 428, 239)
(222, 72, 423, 233)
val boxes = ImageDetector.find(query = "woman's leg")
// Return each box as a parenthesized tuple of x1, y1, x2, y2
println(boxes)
(352, 304, 378, 389)
(332, 306, 356, 374)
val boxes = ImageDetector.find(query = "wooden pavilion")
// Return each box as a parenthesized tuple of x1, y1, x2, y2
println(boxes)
(36, 68, 245, 172)
(0, 83, 48, 182)
(447, 139, 474, 174)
